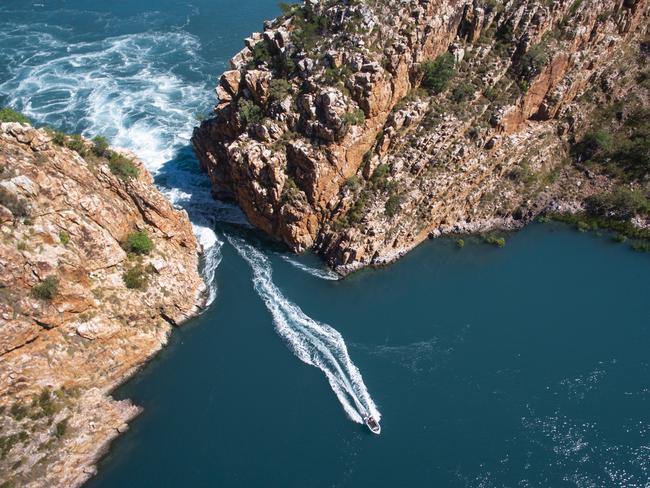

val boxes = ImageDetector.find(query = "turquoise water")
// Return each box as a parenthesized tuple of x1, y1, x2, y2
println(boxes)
(1, 2, 649, 487)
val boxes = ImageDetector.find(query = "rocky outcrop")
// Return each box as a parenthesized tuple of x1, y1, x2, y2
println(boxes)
(193, 0, 650, 273)
(0, 123, 205, 487)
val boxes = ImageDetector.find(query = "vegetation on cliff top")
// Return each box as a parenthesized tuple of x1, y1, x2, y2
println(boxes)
(44, 123, 140, 181)
(0, 107, 30, 124)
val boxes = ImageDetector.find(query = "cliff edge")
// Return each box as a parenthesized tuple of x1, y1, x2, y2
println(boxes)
(193, 0, 650, 273)
(0, 122, 205, 487)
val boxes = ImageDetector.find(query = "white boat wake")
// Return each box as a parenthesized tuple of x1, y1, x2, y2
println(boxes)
(228, 234, 380, 424)
(280, 255, 340, 281)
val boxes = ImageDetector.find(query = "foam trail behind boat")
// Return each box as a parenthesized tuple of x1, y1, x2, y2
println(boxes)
(229, 235, 380, 424)
(280, 256, 340, 281)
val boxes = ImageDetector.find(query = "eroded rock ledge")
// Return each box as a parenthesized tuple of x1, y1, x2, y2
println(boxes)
(193, 0, 649, 273)
(0, 123, 205, 487)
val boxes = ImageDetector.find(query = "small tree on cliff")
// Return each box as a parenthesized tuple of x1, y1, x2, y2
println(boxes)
(420, 52, 456, 94)
(238, 99, 264, 126)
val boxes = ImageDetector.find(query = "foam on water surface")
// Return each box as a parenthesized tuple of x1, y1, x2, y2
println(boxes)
(0, 22, 224, 297)
(280, 255, 340, 281)
(228, 235, 380, 424)
(0, 29, 206, 170)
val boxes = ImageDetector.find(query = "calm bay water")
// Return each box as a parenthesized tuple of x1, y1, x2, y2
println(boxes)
(1, 1, 648, 486)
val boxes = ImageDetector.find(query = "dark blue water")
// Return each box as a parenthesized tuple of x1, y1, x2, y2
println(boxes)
(1, 2, 648, 487)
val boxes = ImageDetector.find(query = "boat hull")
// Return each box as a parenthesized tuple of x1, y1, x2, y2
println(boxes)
(364, 416, 381, 435)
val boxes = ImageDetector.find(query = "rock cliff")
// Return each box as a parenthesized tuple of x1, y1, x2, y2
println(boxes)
(0, 123, 205, 487)
(193, 0, 650, 273)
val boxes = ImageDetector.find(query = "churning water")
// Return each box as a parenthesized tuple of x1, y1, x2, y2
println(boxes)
(0, 0, 377, 424)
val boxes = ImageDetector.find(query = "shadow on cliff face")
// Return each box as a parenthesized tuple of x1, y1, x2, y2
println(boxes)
(153, 143, 246, 229)
(153, 143, 290, 254)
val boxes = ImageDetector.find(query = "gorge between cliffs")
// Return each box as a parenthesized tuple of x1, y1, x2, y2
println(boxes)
(1, 1, 649, 487)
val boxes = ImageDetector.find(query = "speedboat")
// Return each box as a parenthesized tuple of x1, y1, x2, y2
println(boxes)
(364, 415, 381, 435)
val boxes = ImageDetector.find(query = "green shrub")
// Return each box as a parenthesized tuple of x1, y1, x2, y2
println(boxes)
(0, 431, 28, 461)
(290, 8, 329, 52)
(38, 388, 56, 416)
(515, 44, 548, 79)
(55, 418, 68, 438)
(345, 175, 360, 190)
(108, 153, 139, 180)
(92, 135, 110, 156)
(548, 211, 650, 242)
(123, 265, 148, 290)
(9, 403, 27, 421)
(0, 107, 30, 124)
(508, 159, 536, 187)
(421, 53, 456, 94)
(268, 79, 292, 102)
(632, 242, 650, 253)
(518, 79, 530, 94)
(574, 129, 614, 161)
(638, 69, 650, 90)
(65, 134, 87, 156)
(371, 164, 390, 184)
(322, 66, 352, 86)
(384, 194, 403, 218)
(52, 131, 66, 146)
(569, 0, 583, 15)
(342, 108, 366, 126)
(278, 1, 298, 15)
(571, 104, 649, 181)
(495, 21, 514, 44)
(484, 235, 506, 247)
(59, 231, 70, 246)
(586, 188, 650, 219)
(282, 176, 301, 201)
(123, 231, 153, 255)
(451, 82, 475, 103)
(250, 41, 272, 67)
(0, 187, 30, 218)
(613, 109, 650, 179)
(31, 276, 59, 300)
(347, 192, 368, 224)
(238, 99, 264, 126)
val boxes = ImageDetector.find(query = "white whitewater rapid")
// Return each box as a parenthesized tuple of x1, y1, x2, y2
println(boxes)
(0, 27, 227, 300)
(229, 235, 380, 424)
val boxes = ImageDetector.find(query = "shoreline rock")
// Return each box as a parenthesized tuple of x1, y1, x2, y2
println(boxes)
(0, 123, 205, 487)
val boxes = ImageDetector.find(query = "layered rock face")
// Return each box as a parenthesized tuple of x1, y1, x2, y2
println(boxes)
(193, 0, 649, 272)
(0, 123, 205, 487)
